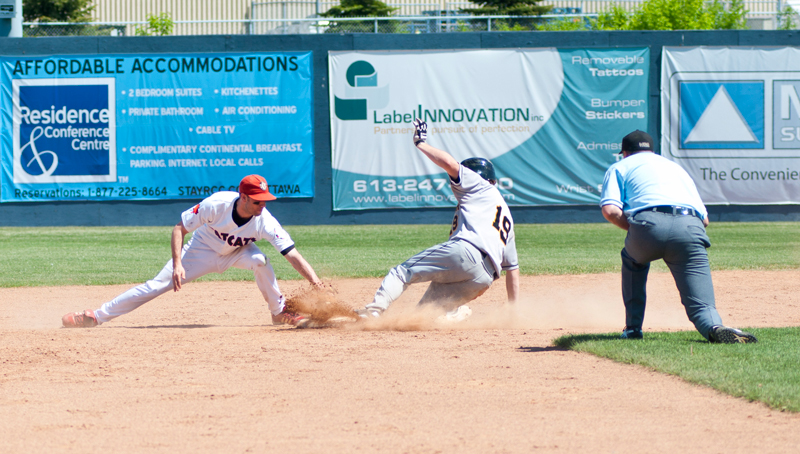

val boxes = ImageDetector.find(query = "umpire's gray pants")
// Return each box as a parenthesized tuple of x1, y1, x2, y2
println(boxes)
(367, 239, 495, 313)
(622, 210, 723, 340)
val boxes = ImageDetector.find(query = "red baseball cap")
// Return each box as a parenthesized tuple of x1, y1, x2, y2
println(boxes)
(239, 175, 276, 201)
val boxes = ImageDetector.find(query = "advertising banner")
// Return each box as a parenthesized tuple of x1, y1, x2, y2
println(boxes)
(1, 52, 313, 202)
(662, 46, 800, 204)
(329, 48, 649, 210)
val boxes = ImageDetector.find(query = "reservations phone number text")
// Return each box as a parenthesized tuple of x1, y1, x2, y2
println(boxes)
(13, 187, 169, 198)
(91, 187, 168, 197)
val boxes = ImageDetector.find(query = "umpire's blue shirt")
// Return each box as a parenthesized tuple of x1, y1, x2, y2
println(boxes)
(600, 151, 708, 220)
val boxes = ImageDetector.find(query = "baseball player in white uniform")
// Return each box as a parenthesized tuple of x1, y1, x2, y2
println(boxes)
(62, 174, 324, 328)
(355, 119, 520, 321)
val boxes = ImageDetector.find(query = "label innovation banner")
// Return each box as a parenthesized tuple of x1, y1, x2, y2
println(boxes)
(662, 46, 800, 204)
(329, 48, 649, 210)
(1, 52, 313, 202)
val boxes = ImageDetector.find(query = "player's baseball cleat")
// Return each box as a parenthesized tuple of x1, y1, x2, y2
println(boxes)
(436, 305, 472, 323)
(709, 325, 758, 344)
(355, 307, 383, 319)
(620, 327, 643, 339)
(271, 310, 307, 326)
(62, 310, 98, 328)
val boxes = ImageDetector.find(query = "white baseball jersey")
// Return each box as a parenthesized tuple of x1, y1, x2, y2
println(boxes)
(181, 191, 295, 256)
(449, 167, 519, 278)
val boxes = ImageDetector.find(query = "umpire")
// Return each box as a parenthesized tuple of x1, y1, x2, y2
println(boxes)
(599, 130, 757, 344)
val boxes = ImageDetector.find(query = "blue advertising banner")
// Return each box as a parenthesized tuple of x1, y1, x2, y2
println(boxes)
(329, 48, 649, 210)
(1, 52, 313, 202)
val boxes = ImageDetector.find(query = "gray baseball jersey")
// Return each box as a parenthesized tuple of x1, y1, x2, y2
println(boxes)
(449, 166, 519, 279)
(365, 165, 519, 313)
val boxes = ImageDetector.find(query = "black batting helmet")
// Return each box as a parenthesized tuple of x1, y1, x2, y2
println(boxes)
(461, 157, 497, 184)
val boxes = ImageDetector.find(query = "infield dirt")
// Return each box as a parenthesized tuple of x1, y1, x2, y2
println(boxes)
(2, 270, 799, 453)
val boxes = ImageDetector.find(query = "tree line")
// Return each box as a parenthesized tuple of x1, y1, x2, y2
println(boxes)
(20, 0, 795, 33)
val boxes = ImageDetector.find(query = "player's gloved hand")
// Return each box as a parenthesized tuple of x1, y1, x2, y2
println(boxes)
(413, 118, 427, 146)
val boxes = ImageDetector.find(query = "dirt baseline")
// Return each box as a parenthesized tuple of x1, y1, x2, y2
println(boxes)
(2, 270, 799, 453)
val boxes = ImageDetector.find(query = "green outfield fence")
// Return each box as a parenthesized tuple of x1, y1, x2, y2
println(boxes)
(5, 30, 800, 227)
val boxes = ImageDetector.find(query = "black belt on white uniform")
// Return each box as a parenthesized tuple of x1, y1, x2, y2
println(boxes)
(647, 205, 700, 218)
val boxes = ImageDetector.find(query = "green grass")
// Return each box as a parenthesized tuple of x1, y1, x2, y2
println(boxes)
(1, 222, 799, 410)
(0, 222, 798, 287)
(515, 221, 800, 274)
(553, 328, 800, 412)
(703, 222, 800, 270)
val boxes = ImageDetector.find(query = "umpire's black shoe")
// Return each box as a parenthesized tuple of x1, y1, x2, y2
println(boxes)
(620, 327, 643, 339)
(709, 325, 758, 344)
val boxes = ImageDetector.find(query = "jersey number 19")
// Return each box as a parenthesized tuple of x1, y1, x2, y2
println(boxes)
(492, 206, 511, 245)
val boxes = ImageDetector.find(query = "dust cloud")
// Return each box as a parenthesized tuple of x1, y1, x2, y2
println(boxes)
(285, 274, 699, 333)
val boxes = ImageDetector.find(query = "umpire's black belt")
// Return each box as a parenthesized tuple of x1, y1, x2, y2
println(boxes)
(648, 205, 700, 218)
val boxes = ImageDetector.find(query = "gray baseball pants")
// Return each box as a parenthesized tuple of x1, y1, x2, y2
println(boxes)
(366, 239, 496, 313)
(622, 210, 723, 339)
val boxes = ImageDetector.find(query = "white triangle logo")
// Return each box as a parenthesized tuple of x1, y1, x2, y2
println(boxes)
(685, 86, 758, 143)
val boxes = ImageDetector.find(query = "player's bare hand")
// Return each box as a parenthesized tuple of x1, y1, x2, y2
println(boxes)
(172, 264, 186, 292)
(413, 118, 427, 146)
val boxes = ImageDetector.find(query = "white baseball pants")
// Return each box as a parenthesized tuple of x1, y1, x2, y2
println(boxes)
(94, 240, 285, 324)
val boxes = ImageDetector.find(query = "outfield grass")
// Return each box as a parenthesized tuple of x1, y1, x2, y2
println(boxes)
(0, 222, 798, 287)
(554, 328, 800, 412)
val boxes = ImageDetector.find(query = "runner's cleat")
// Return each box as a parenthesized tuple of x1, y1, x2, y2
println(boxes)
(436, 305, 472, 323)
(355, 307, 383, 319)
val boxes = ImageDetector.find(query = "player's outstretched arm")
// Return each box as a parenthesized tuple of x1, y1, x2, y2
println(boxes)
(413, 119, 460, 180)
(171, 222, 190, 291)
(601, 205, 630, 231)
(283, 248, 324, 289)
(505, 268, 520, 304)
